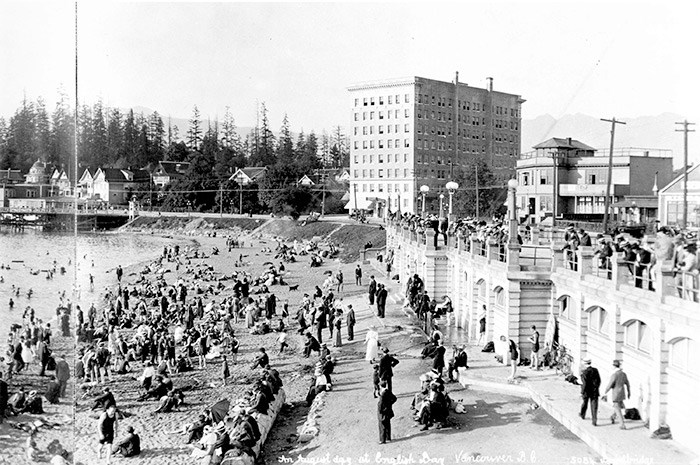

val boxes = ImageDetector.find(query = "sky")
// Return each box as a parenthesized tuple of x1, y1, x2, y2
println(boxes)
(1, 1, 699, 137)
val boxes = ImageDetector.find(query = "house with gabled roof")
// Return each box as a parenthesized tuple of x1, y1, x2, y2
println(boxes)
(657, 163, 700, 227)
(229, 167, 267, 185)
(153, 161, 190, 188)
(93, 168, 150, 205)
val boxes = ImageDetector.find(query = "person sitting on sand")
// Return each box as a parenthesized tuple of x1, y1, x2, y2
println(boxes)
(154, 389, 180, 414)
(186, 413, 210, 444)
(19, 390, 43, 414)
(44, 375, 61, 404)
(92, 387, 116, 411)
(250, 347, 269, 371)
(112, 425, 141, 457)
(138, 375, 172, 401)
(138, 361, 155, 391)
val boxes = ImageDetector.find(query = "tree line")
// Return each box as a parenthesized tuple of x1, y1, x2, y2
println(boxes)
(0, 95, 350, 218)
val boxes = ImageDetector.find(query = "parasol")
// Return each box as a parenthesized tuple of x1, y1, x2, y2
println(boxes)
(544, 312, 558, 349)
(210, 399, 230, 423)
(323, 270, 333, 276)
(262, 262, 273, 267)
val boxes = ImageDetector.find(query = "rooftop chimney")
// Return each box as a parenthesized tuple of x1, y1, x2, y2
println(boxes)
(486, 77, 493, 92)
(455, 71, 459, 85)
(567, 137, 572, 146)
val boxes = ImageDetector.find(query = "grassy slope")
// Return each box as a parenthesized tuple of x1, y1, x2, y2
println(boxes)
(128, 216, 263, 231)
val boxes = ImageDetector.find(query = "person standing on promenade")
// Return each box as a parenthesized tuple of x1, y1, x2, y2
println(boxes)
(432, 340, 446, 376)
(355, 265, 362, 286)
(55, 354, 70, 398)
(345, 305, 356, 341)
(336, 270, 344, 293)
(477, 308, 487, 346)
(529, 325, 540, 370)
(377, 381, 397, 444)
(579, 357, 601, 426)
(376, 284, 388, 318)
(98, 405, 118, 463)
(603, 359, 630, 429)
(116, 265, 123, 283)
(368, 276, 377, 305)
(365, 326, 379, 363)
(333, 314, 342, 347)
(500, 335, 519, 382)
(378, 347, 399, 393)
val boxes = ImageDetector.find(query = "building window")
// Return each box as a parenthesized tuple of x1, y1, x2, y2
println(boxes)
(363, 127, 368, 135)
(388, 95, 393, 104)
(587, 307, 610, 336)
(404, 184, 408, 192)
(405, 94, 410, 103)
(370, 140, 375, 149)
(387, 140, 393, 149)
(370, 126, 374, 135)
(624, 320, 651, 354)
(387, 170, 391, 178)
(378, 169, 384, 178)
(558, 296, 576, 321)
(379, 96, 384, 105)
(378, 154, 384, 163)
(363, 98, 368, 106)
(370, 97, 375, 106)
(404, 139, 410, 148)
(369, 155, 374, 163)
(363, 112, 367, 120)
(404, 124, 410, 133)
(353, 169, 359, 178)
(588, 174, 597, 184)
(370, 184, 375, 192)
(395, 94, 399, 103)
(379, 125, 384, 134)
(370, 112, 374, 120)
(362, 141, 367, 149)
(362, 155, 367, 163)
(354, 113, 359, 121)
(354, 141, 359, 149)
(404, 109, 409, 118)
(362, 169, 367, 177)
(369, 169, 375, 178)
(354, 98, 359, 107)
(379, 111, 384, 120)
(669, 338, 698, 374)
(362, 184, 367, 192)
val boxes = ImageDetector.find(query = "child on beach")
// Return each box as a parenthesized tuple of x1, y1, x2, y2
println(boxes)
(221, 355, 230, 386)
(276, 330, 288, 355)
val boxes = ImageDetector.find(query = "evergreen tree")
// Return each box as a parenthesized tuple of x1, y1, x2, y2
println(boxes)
(249, 102, 276, 166)
(187, 105, 202, 151)
(7, 97, 38, 171)
(149, 111, 165, 165)
(276, 113, 295, 167)
(122, 109, 138, 167)
(50, 88, 74, 172)
(91, 100, 108, 167)
(106, 108, 124, 167)
(452, 156, 503, 218)
(0, 117, 10, 170)
(34, 97, 52, 164)
(220, 107, 241, 152)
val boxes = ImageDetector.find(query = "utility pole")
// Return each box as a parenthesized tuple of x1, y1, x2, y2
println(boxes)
(601, 117, 626, 233)
(475, 165, 480, 219)
(219, 181, 223, 217)
(239, 182, 243, 216)
(320, 172, 326, 217)
(675, 120, 695, 229)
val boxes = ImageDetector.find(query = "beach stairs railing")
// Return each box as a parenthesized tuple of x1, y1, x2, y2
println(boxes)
(360, 246, 386, 264)
(221, 388, 286, 465)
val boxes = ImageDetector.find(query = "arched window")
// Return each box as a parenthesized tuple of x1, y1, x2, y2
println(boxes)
(558, 295, 575, 321)
(476, 279, 486, 298)
(669, 338, 698, 375)
(494, 287, 505, 307)
(623, 320, 651, 354)
(587, 306, 610, 336)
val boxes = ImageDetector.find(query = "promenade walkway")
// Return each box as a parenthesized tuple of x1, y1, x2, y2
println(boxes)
(388, 292, 699, 465)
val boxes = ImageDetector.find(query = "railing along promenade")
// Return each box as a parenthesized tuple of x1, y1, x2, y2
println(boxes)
(388, 221, 698, 304)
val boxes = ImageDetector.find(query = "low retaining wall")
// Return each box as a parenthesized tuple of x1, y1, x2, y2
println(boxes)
(221, 388, 287, 465)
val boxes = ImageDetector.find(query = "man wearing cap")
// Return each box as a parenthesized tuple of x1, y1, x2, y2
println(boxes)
(603, 360, 630, 429)
(376, 283, 388, 318)
(447, 345, 468, 382)
(345, 304, 356, 341)
(378, 347, 399, 393)
(579, 358, 601, 426)
(377, 381, 397, 444)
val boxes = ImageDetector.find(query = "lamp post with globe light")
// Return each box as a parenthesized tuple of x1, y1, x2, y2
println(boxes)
(446, 181, 459, 221)
(507, 178, 519, 245)
(420, 185, 429, 218)
(439, 193, 445, 218)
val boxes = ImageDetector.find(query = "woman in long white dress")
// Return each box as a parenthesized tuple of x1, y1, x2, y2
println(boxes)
(364, 326, 379, 363)
(22, 340, 35, 368)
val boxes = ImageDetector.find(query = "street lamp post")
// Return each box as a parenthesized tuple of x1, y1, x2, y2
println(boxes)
(446, 181, 459, 221)
(507, 178, 519, 245)
(439, 193, 445, 218)
(420, 185, 429, 218)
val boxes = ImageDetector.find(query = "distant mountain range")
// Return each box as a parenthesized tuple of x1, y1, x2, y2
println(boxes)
(522, 112, 696, 168)
(126, 107, 696, 167)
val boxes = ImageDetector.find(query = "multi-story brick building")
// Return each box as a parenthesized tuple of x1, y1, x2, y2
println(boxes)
(348, 74, 525, 215)
(516, 138, 674, 224)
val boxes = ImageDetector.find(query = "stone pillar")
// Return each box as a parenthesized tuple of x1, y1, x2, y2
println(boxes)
(507, 244, 521, 272)
(647, 320, 667, 435)
(550, 242, 565, 271)
(426, 229, 436, 250)
(486, 240, 499, 261)
(578, 246, 594, 276)
(422, 249, 449, 304)
(611, 252, 628, 289)
(531, 227, 540, 245)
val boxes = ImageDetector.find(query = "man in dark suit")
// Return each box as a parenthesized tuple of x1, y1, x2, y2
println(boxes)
(579, 357, 601, 426)
(604, 359, 630, 429)
(345, 305, 356, 341)
(368, 276, 377, 305)
(377, 381, 397, 444)
(376, 284, 388, 318)
(378, 347, 399, 393)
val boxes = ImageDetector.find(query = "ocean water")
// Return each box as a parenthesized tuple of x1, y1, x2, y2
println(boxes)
(0, 228, 194, 332)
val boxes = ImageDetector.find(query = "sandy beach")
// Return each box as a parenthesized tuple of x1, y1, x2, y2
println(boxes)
(69, 224, 373, 464)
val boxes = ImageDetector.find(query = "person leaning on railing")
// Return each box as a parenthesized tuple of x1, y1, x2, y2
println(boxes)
(673, 242, 698, 300)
